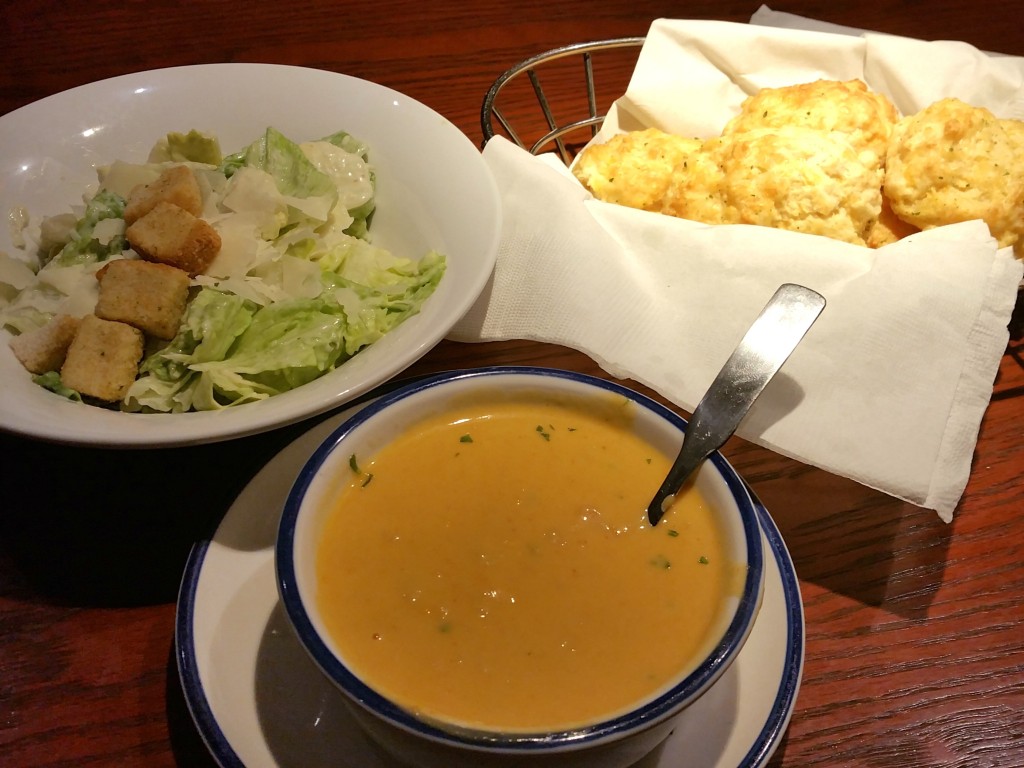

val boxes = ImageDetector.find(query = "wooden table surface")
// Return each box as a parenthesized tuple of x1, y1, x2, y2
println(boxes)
(2, 1, 1022, 766)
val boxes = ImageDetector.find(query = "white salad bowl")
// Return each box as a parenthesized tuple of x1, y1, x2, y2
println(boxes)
(277, 366, 766, 768)
(0, 63, 500, 447)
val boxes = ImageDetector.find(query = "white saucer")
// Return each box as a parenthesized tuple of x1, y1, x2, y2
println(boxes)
(175, 398, 804, 768)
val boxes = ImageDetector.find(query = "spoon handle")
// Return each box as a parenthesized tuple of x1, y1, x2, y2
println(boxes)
(647, 283, 826, 525)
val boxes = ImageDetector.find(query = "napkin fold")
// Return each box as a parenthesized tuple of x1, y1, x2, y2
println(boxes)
(450, 18, 1024, 521)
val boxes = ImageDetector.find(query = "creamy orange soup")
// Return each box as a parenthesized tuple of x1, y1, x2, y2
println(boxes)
(315, 389, 734, 732)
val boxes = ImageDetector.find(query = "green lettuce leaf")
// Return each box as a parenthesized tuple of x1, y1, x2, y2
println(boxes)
(194, 297, 350, 393)
(221, 127, 336, 200)
(149, 129, 223, 165)
(321, 130, 370, 160)
(221, 127, 374, 237)
(32, 371, 82, 402)
(50, 190, 126, 267)
(321, 130, 375, 236)
(323, 246, 446, 355)
(127, 288, 258, 412)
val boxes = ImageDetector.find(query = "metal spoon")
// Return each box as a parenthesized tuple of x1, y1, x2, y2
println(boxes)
(647, 283, 826, 526)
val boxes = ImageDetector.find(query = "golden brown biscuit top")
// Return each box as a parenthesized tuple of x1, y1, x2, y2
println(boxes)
(884, 97, 1024, 250)
(713, 126, 884, 246)
(572, 128, 702, 213)
(722, 79, 900, 168)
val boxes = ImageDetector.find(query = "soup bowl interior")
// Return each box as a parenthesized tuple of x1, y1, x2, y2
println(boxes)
(277, 366, 765, 767)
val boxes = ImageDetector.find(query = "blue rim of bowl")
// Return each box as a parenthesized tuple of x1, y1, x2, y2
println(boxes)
(275, 366, 764, 752)
(173, 367, 804, 765)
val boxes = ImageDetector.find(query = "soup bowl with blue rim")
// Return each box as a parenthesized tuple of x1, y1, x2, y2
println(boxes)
(277, 366, 765, 768)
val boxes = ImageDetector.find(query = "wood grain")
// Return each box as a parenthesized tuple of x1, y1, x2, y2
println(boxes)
(1, 2, 1023, 767)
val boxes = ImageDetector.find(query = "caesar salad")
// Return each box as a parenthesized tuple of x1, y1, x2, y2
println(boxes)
(0, 127, 446, 413)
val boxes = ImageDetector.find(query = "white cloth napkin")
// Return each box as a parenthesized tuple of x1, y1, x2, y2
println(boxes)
(450, 17, 1024, 521)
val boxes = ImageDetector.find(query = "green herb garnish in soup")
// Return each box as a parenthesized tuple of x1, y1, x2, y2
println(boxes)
(315, 390, 733, 732)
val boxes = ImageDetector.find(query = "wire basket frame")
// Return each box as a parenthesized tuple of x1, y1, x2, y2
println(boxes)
(481, 37, 645, 164)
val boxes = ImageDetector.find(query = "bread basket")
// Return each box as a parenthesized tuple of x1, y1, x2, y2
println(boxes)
(480, 37, 644, 164)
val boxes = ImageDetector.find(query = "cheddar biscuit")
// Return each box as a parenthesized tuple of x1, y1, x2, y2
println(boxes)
(713, 126, 883, 246)
(572, 128, 702, 213)
(723, 79, 899, 168)
(866, 197, 920, 249)
(884, 98, 1024, 250)
(660, 137, 737, 225)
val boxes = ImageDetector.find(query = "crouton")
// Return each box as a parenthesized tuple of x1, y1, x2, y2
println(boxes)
(126, 201, 221, 276)
(8, 314, 82, 374)
(124, 164, 203, 225)
(94, 259, 190, 340)
(60, 315, 144, 402)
